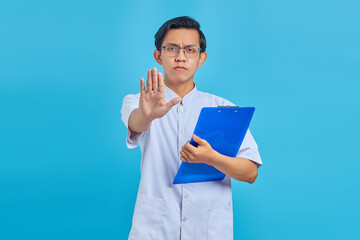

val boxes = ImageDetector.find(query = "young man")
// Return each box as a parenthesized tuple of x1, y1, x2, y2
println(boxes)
(121, 16, 262, 240)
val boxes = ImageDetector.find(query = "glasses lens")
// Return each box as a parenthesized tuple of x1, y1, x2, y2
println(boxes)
(164, 45, 200, 58)
(165, 46, 179, 57)
(185, 46, 199, 57)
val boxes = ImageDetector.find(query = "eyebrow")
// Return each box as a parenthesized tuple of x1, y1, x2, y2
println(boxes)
(165, 42, 198, 47)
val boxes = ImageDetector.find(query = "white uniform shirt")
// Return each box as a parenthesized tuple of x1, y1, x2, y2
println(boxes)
(121, 85, 262, 240)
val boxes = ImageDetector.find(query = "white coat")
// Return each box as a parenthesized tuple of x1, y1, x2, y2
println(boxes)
(121, 85, 262, 240)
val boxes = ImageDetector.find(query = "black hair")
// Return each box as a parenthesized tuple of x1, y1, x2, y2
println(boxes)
(155, 16, 206, 52)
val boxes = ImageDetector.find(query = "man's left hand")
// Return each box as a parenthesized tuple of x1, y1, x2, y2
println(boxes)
(180, 134, 216, 164)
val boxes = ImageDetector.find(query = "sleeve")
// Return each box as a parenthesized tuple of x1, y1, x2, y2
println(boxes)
(120, 93, 144, 149)
(236, 130, 262, 168)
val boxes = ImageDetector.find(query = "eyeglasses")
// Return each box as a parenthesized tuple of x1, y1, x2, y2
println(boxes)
(159, 45, 202, 58)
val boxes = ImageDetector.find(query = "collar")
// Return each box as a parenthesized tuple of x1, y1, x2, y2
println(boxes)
(164, 84, 198, 106)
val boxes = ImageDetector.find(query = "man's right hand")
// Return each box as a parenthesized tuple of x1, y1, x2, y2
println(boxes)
(128, 68, 182, 134)
(140, 67, 182, 122)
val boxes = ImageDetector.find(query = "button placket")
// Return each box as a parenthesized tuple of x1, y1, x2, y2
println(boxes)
(179, 106, 185, 136)
(178, 106, 184, 164)
(181, 187, 190, 239)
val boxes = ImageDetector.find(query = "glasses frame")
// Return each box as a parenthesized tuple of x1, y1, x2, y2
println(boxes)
(159, 45, 202, 58)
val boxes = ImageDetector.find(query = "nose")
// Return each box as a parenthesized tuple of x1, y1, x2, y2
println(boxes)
(175, 48, 186, 62)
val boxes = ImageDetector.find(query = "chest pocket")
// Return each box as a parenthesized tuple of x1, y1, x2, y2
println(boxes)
(129, 193, 166, 240)
(207, 209, 233, 240)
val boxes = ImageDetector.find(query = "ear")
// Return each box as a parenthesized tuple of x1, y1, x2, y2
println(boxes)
(154, 49, 162, 65)
(198, 52, 207, 67)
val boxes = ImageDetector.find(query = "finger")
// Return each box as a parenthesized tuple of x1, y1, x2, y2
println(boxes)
(158, 72, 165, 93)
(140, 78, 145, 96)
(166, 97, 182, 110)
(152, 67, 158, 91)
(181, 146, 193, 157)
(146, 69, 152, 92)
(183, 141, 196, 154)
(192, 134, 205, 145)
(180, 151, 191, 162)
(180, 156, 190, 163)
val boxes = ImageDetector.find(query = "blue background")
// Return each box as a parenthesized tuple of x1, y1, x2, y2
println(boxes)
(1, 0, 359, 239)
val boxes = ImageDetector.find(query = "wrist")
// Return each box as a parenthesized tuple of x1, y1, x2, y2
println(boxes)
(207, 150, 221, 166)
(129, 108, 152, 133)
(139, 110, 154, 125)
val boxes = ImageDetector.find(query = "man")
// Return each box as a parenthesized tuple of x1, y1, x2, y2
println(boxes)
(121, 16, 262, 240)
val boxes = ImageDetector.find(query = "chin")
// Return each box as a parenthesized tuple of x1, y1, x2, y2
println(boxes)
(175, 76, 193, 83)
(167, 77, 192, 86)
(165, 71, 195, 84)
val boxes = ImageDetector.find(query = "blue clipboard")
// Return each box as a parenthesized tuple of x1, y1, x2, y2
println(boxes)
(173, 106, 255, 184)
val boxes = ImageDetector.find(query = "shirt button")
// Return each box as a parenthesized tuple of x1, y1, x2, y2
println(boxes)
(179, 107, 184, 113)
(180, 129, 184, 134)
(184, 193, 188, 199)
(182, 217, 187, 222)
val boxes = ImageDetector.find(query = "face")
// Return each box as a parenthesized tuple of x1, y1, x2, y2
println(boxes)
(154, 28, 207, 87)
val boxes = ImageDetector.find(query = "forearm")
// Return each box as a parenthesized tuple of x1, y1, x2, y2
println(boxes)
(128, 108, 152, 133)
(209, 152, 258, 183)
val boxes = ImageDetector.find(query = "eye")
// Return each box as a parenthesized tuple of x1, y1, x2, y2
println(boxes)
(167, 46, 178, 52)
(186, 47, 197, 53)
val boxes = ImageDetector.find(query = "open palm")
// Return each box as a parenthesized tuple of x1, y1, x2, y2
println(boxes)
(139, 68, 181, 122)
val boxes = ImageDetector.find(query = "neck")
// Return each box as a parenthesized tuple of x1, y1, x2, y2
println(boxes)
(165, 80, 195, 98)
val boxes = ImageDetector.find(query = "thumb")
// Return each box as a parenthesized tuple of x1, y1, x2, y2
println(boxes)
(192, 134, 206, 145)
(166, 97, 182, 110)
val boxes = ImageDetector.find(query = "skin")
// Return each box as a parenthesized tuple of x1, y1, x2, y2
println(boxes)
(128, 28, 258, 183)
(153, 28, 207, 98)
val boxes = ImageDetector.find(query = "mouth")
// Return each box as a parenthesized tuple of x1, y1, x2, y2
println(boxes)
(174, 66, 187, 71)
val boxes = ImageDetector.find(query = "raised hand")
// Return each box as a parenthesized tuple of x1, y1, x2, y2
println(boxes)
(139, 67, 182, 122)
